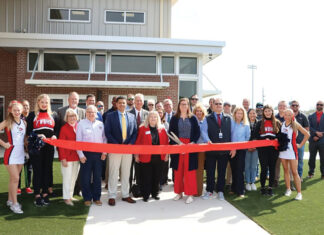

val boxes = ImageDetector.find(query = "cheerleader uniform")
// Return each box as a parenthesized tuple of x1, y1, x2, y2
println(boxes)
(279, 122, 298, 160)
(4, 121, 26, 165)
(26, 110, 57, 196)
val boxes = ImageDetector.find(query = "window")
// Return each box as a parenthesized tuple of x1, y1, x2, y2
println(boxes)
(50, 98, 64, 113)
(70, 10, 90, 21)
(111, 55, 156, 74)
(28, 53, 38, 71)
(105, 10, 145, 24)
(106, 11, 124, 23)
(180, 57, 197, 75)
(49, 8, 90, 22)
(49, 9, 69, 20)
(95, 55, 106, 73)
(179, 81, 197, 99)
(162, 56, 174, 74)
(44, 53, 90, 72)
(0, 96, 4, 127)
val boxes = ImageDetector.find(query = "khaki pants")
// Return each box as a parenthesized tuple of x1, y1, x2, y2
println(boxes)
(108, 154, 132, 199)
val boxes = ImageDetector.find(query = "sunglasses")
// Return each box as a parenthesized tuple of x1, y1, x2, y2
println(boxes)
(317, 104, 324, 106)
(97, 105, 103, 108)
(191, 98, 199, 101)
(148, 104, 154, 106)
(214, 103, 223, 105)
(291, 104, 299, 107)
(128, 98, 134, 101)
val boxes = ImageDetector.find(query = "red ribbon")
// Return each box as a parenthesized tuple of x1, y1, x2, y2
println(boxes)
(44, 139, 278, 155)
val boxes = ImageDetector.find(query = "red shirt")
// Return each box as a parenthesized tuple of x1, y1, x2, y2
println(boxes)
(58, 123, 79, 162)
(135, 126, 169, 163)
(263, 120, 274, 134)
(316, 111, 323, 123)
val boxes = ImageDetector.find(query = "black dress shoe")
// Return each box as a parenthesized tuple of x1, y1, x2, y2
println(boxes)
(153, 196, 160, 200)
(143, 198, 148, 202)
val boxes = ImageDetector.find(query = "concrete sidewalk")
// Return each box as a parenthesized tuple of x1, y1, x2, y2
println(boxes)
(83, 184, 269, 235)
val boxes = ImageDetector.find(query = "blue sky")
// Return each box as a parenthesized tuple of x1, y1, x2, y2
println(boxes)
(172, 0, 323, 110)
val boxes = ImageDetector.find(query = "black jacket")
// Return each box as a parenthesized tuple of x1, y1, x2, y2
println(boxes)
(169, 115, 200, 171)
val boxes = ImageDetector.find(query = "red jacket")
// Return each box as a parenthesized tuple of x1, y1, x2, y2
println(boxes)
(135, 126, 169, 163)
(58, 123, 79, 162)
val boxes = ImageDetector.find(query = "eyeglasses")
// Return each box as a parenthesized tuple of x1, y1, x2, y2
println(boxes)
(291, 104, 299, 107)
(214, 103, 223, 105)
(317, 104, 324, 106)
(128, 98, 134, 101)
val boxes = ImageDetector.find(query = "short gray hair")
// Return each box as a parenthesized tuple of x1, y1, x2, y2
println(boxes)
(64, 108, 79, 122)
(135, 93, 144, 102)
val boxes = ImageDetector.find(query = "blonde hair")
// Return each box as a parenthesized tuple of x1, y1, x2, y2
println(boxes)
(64, 108, 79, 122)
(35, 94, 52, 115)
(142, 111, 163, 129)
(6, 102, 23, 130)
(193, 102, 207, 120)
(233, 107, 249, 125)
(284, 109, 299, 133)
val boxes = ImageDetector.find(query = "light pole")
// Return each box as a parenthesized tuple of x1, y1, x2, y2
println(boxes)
(247, 65, 257, 108)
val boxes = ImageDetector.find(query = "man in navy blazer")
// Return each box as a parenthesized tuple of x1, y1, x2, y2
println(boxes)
(308, 100, 324, 179)
(105, 96, 137, 206)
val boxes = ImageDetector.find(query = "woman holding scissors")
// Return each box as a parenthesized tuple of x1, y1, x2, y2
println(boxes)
(169, 98, 200, 204)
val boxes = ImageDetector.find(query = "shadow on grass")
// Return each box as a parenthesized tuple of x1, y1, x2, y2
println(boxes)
(0, 183, 89, 221)
(227, 177, 323, 218)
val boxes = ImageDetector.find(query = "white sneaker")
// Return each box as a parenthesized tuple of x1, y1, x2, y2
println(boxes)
(185, 196, 194, 204)
(295, 193, 302, 200)
(202, 192, 215, 200)
(217, 192, 225, 201)
(251, 183, 257, 191)
(6, 200, 13, 207)
(284, 189, 292, 197)
(245, 183, 252, 191)
(173, 194, 183, 201)
(10, 203, 23, 214)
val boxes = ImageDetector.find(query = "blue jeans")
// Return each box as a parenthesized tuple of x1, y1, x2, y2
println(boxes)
(245, 150, 258, 183)
(297, 145, 305, 178)
(80, 152, 102, 201)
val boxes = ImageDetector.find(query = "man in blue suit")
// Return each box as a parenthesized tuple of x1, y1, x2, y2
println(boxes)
(308, 100, 324, 179)
(105, 96, 138, 206)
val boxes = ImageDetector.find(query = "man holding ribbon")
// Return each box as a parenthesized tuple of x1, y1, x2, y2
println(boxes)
(105, 96, 138, 206)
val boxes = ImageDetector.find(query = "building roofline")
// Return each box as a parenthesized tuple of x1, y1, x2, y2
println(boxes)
(0, 33, 225, 61)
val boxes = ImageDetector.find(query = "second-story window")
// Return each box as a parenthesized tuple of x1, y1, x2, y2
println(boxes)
(105, 10, 145, 24)
(49, 8, 90, 22)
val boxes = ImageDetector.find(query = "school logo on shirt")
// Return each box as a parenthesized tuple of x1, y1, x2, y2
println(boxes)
(265, 126, 273, 132)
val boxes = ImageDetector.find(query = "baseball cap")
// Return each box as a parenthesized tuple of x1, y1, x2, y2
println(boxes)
(256, 102, 263, 108)
(224, 101, 231, 106)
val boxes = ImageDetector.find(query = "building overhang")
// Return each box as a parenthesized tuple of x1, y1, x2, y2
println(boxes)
(25, 79, 170, 89)
(0, 32, 225, 64)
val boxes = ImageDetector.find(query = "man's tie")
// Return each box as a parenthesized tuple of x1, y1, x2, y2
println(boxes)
(122, 113, 127, 141)
(137, 112, 141, 126)
(217, 114, 221, 127)
(167, 113, 171, 123)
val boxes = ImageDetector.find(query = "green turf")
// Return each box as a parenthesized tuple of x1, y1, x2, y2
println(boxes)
(0, 159, 89, 235)
(226, 160, 324, 235)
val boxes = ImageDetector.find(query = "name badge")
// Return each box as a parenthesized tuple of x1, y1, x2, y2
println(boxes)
(145, 131, 151, 135)
(219, 132, 223, 139)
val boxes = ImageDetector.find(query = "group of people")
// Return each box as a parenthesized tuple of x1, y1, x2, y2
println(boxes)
(2, 91, 324, 214)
